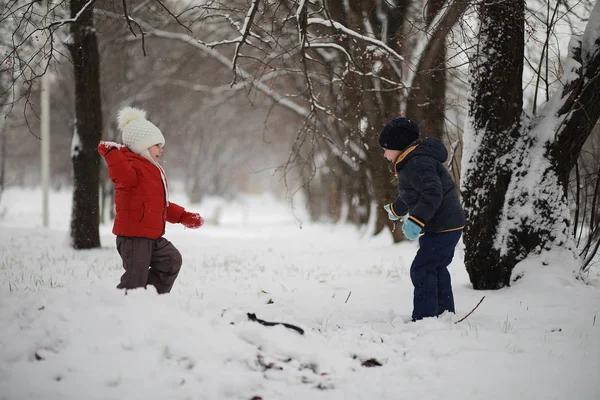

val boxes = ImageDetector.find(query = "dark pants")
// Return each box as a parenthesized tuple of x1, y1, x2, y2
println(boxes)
(410, 230, 462, 321)
(116, 236, 182, 294)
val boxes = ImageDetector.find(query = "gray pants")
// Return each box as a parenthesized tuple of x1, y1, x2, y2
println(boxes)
(116, 236, 182, 294)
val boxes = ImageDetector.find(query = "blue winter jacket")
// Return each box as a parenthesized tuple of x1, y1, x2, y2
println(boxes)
(389, 137, 465, 233)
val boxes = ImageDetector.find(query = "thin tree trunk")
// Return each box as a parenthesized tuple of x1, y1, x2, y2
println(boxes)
(0, 115, 6, 203)
(69, 0, 103, 249)
(553, 38, 600, 190)
(363, 2, 409, 241)
(405, 0, 447, 139)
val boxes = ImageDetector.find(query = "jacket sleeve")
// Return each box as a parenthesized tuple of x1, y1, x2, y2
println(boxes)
(102, 149, 139, 188)
(406, 156, 443, 228)
(166, 201, 185, 224)
(391, 197, 408, 218)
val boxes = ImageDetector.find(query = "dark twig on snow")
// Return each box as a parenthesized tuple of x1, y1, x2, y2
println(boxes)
(361, 358, 382, 367)
(454, 296, 486, 324)
(247, 313, 304, 335)
(345, 291, 352, 304)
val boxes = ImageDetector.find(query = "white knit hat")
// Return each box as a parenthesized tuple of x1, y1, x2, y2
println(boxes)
(117, 107, 165, 154)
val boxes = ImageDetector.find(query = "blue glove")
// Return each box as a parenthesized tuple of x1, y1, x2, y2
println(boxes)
(383, 204, 400, 221)
(402, 219, 422, 240)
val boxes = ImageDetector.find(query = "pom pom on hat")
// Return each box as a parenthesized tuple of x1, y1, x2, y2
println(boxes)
(117, 106, 165, 155)
(118, 107, 147, 130)
(378, 117, 420, 151)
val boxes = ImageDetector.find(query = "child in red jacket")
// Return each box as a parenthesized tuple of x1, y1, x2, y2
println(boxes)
(98, 107, 203, 294)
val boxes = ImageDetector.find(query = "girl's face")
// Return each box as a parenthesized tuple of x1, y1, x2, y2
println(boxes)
(148, 144, 163, 162)
(383, 148, 401, 162)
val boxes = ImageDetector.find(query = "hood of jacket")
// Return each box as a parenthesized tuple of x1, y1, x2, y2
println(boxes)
(394, 137, 448, 173)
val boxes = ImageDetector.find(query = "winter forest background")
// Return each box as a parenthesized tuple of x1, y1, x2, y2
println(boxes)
(1, 1, 600, 398)
(1, 1, 600, 306)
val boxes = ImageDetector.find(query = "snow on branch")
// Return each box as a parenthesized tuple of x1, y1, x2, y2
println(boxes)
(305, 42, 353, 63)
(205, 12, 271, 47)
(149, 36, 359, 170)
(138, 27, 311, 118)
(307, 18, 404, 61)
(96, 7, 372, 170)
(232, 0, 260, 85)
(48, 0, 95, 28)
(296, 0, 308, 45)
(94, 10, 311, 119)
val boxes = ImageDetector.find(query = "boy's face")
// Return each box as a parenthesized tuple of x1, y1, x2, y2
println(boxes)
(148, 144, 163, 162)
(383, 148, 401, 162)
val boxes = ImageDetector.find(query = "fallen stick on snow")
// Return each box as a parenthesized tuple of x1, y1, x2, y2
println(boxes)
(454, 296, 486, 324)
(247, 313, 305, 335)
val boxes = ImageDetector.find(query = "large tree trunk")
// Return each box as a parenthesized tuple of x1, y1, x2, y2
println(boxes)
(462, 0, 600, 289)
(461, 0, 525, 289)
(69, 0, 103, 249)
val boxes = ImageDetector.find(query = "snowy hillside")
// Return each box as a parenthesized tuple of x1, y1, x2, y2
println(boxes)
(1, 188, 599, 400)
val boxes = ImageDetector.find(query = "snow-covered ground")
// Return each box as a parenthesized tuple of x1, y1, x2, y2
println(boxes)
(1, 187, 599, 400)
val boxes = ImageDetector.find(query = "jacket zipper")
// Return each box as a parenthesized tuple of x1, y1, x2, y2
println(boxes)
(161, 176, 167, 236)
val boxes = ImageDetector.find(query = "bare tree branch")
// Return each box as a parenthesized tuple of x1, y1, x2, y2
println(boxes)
(231, 0, 260, 85)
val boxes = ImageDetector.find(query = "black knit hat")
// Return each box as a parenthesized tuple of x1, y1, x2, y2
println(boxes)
(378, 117, 420, 150)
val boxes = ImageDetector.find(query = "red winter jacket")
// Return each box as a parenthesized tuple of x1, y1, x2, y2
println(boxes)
(100, 146, 185, 239)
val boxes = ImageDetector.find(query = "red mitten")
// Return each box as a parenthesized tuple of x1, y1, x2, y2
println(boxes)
(98, 141, 121, 156)
(179, 211, 204, 229)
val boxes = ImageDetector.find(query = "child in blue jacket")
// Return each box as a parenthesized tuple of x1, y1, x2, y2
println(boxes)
(379, 117, 465, 321)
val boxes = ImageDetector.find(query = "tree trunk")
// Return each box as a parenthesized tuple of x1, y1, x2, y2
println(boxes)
(0, 113, 6, 202)
(69, 0, 103, 249)
(362, 2, 409, 241)
(405, 0, 447, 139)
(553, 32, 600, 190)
(462, 0, 600, 289)
(461, 0, 525, 289)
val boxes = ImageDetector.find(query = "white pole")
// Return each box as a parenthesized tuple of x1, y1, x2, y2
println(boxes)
(41, 0, 51, 228)
(41, 72, 50, 227)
